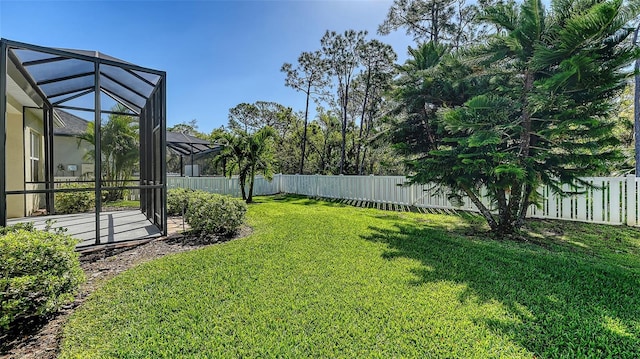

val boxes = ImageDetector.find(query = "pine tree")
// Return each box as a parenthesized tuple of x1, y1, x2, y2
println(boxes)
(321, 30, 367, 174)
(281, 51, 329, 174)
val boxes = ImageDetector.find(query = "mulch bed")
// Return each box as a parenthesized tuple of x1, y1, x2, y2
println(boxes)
(0, 225, 252, 359)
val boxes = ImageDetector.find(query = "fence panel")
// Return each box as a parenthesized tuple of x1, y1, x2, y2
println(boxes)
(627, 176, 638, 226)
(610, 178, 623, 224)
(170, 174, 640, 227)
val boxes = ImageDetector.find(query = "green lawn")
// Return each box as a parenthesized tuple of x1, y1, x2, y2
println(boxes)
(60, 196, 640, 358)
(104, 199, 140, 209)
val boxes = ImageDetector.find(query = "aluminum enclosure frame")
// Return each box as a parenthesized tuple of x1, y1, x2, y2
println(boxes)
(0, 39, 167, 244)
(166, 131, 222, 176)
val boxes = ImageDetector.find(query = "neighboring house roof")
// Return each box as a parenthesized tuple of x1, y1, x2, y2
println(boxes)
(53, 109, 89, 136)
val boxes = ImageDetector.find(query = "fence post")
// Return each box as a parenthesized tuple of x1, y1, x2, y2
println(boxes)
(278, 173, 282, 194)
(627, 174, 636, 226)
(370, 174, 375, 203)
(408, 176, 414, 206)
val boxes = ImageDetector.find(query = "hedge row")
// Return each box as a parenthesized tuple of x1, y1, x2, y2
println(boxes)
(167, 188, 247, 236)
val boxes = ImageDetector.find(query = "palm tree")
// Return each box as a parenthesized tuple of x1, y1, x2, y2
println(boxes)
(390, 41, 455, 155)
(213, 130, 249, 199)
(77, 104, 139, 201)
(213, 126, 276, 203)
(245, 126, 276, 203)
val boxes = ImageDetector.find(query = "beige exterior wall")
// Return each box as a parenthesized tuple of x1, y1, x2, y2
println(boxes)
(4, 96, 45, 218)
(6, 108, 25, 218)
(24, 108, 44, 216)
(53, 135, 92, 177)
(5, 55, 46, 218)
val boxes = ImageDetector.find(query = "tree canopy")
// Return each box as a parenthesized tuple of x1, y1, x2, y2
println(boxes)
(390, 0, 640, 234)
(208, 0, 639, 237)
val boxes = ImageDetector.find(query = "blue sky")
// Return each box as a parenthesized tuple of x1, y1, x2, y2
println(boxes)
(0, 0, 415, 133)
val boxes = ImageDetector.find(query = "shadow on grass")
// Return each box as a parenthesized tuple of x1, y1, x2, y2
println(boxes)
(362, 223, 640, 357)
(266, 194, 352, 208)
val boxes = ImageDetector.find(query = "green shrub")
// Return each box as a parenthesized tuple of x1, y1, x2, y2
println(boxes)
(0, 222, 34, 235)
(0, 228, 84, 331)
(185, 192, 247, 236)
(55, 183, 95, 214)
(167, 187, 194, 216)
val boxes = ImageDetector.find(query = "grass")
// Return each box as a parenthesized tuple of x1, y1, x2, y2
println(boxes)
(103, 199, 140, 209)
(59, 195, 640, 358)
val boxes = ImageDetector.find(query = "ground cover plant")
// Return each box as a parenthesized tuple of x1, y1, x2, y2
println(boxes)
(59, 196, 640, 357)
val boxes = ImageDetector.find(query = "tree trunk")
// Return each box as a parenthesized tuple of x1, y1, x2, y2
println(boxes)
(422, 106, 436, 147)
(239, 170, 247, 200)
(340, 97, 348, 174)
(495, 188, 509, 225)
(247, 167, 255, 203)
(339, 79, 351, 175)
(460, 183, 498, 231)
(299, 82, 311, 174)
(501, 69, 535, 233)
(493, 187, 518, 235)
(356, 69, 372, 175)
(360, 146, 369, 175)
(360, 108, 376, 174)
(320, 130, 329, 174)
(515, 184, 534, 228)
(431, 6, 440, 44)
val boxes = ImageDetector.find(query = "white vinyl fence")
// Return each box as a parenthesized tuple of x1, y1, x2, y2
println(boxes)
(167, 176, 280, 197)
(167, 174, 640, 227)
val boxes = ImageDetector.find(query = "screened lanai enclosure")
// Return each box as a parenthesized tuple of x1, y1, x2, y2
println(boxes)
(167, 131, 222, 176)
(0, 39, 167, 247)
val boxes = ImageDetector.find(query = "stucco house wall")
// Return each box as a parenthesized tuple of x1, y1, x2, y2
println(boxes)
(24, 108, 44, 215)
(6, 96, 25, 218)
(5, 58, 45, 218)
(5, 99, 44, 217)
(53, 110, 92, 178)
(53, 136, 89, 177)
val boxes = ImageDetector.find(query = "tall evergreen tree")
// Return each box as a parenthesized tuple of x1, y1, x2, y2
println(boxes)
(391, 0, 640, 235)
(228, 103, 260, 133)
(321, 30, 367, 174)
(390, 42, 470, 156)
(168, 119, 202, 138)
(281, 51, 330, 174)
(379, 0, 488, 48)
(354, 39, 397, 174)
(379, 0, 457, 43)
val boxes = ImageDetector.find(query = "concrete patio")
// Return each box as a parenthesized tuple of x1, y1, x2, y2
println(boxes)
(8, 210, 162, 248)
